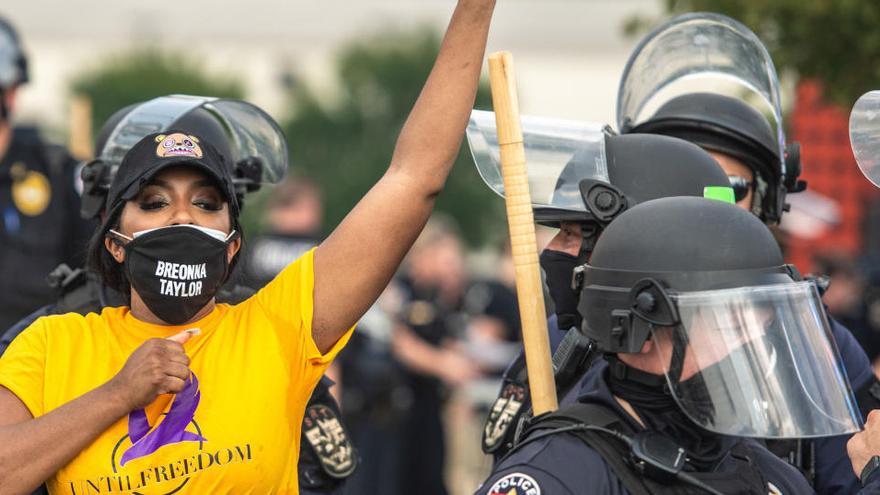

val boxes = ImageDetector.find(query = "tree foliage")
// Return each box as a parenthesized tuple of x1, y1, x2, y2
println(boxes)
(72, 49, 244, 137)
(651, 1, 880, 107)
(282, 28, 501, 246)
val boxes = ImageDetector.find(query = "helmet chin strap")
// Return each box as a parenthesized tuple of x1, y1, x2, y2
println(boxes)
(751, 175, 769, 219)
(578, 223, 600, 263)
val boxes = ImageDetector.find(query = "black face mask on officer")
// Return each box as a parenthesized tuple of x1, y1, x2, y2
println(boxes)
(540, 250, 582, 329)
(540, 223, 596, 330)
(110, 224, 236, 324)
(607, 336, 769, 469)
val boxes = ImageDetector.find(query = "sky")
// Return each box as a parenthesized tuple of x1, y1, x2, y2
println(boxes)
(3, 0, 661, 134)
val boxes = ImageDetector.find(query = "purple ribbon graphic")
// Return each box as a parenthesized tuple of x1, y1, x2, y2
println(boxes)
(120, 373, 207, 466)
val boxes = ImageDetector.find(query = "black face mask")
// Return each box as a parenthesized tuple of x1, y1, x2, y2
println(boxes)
(606, 356, 729, 470)
(112, 225, 235, 325)
(540, 250, 582, 329)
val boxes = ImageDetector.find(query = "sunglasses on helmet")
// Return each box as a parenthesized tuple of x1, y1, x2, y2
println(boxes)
(728, 175, 754, 202)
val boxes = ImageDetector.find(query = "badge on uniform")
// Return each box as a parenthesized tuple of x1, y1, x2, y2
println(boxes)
(302, 404, 358, 478)
(488, 473, 542, 495)
(482, 382, 527, 453)
(10, 163, 51, 217)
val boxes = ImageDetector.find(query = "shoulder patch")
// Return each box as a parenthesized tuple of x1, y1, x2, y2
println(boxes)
(482, 382, 527, 453)
(489, 473, 541, 495)
(302, 404, 357, 478)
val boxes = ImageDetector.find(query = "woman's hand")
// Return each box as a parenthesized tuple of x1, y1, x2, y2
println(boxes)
(0, 330, 195, 493)
(107, 330, 194, 411)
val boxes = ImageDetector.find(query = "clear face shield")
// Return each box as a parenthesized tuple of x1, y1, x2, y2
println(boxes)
(849, 90, 880, 188)
(616, 13, 787, 176)
(97, 94, 288, 184)
(82, 95, 288, 218)
(648, 280, 861, 439)
(466, 109, 613, 220)
(197, 99, 288, 184)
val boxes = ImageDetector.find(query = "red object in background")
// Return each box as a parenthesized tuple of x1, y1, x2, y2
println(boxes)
(785, 80, 880, 273)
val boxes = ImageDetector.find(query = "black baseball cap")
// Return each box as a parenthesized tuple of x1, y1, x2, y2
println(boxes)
(105, 130, 240, 219)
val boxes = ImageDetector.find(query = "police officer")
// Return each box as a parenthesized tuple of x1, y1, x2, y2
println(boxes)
(0, 95, 357, 495)
(618, 14, 879, 492)
(242, 176, 324, 289)
(0, 17, 95, 331)
(465, 114, 734, 461)
(476, 196, 874, 495)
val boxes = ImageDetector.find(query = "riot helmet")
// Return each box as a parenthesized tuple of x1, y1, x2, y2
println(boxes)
(80, 94, 288, 219)
(630, 93, 803, 224)
(467, 110, 730, 238)
(577, 196, 860, 439)
(467, 110, 733, 329)
(467, 111, 732, 230)
(617, 13, 805, 224)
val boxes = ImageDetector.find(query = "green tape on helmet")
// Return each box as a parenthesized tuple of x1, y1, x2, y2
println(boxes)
(703, 186, 735, 204)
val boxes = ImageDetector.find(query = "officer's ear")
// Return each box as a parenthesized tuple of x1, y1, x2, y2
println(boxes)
(104, 235, 126, 263)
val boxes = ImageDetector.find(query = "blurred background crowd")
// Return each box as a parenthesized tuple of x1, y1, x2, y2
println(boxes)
(5, 1, 880, 494)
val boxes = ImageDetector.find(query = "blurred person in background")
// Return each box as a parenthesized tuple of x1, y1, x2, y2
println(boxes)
(814, 253, 880, 366)
(390, 215, 480, 495)
(0, 16, 95, 331)
(341, 215, 503, 495)
(243, 176, 324, 289)
(461, 240, 521, 380)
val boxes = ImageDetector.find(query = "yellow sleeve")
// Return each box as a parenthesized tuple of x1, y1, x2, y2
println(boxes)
(253, 248, 355, 368)
(0, 318, 47, 418)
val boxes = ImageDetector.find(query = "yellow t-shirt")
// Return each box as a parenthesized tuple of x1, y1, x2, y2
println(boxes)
(0, 248, 352, 495)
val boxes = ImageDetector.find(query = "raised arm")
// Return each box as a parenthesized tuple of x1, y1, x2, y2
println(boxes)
(312, 0, 497, 352)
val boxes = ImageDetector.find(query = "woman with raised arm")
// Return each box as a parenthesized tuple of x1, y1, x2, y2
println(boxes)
(0, 1, 496, 493)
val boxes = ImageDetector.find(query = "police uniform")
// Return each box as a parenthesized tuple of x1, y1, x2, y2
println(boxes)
(242, 233, 320, 289)
(300, 376, 359, 495)
(333, 316, 411, 495)
(396, 276, 458, 495)
(476, 191, 878, 495)
(0, 127, 95, 331)
(476, 360, 855, 495)
(484, 312, 879, 491)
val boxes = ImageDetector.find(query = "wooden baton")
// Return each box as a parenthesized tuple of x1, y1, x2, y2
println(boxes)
(488, 51, 558, 414)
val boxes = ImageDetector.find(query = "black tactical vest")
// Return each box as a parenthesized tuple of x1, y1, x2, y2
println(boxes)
(519, 402, 774, 495)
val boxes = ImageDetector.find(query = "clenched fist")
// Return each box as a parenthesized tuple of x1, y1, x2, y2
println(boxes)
(106, 329, 195, 411)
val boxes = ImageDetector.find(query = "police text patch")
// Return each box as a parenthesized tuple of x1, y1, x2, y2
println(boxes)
(489, 473, 541, 495)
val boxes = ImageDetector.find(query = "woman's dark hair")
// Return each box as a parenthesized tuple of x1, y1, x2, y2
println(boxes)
(87, 204, 245, 297)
